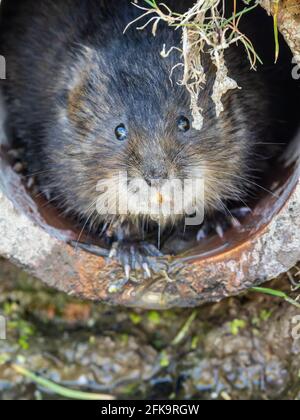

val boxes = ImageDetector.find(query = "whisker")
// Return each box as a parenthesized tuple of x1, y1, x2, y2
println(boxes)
(206, 169, 279, 199)
(75, 200, 98, 248)
(218, 200, 240, 227)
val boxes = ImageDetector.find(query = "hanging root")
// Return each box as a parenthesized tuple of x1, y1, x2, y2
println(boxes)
(127, 0, 261, 130)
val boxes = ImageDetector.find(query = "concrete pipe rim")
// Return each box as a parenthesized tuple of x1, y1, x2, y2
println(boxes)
(0, 1, 300, 309)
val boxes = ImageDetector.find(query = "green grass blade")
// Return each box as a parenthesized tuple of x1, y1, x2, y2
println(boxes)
(144, 0, 157, 8)
(12, 364, 116, 400)
(222, 2, 259, 28)
(251, 287, 300, 309)
(171, 310, 198, 346)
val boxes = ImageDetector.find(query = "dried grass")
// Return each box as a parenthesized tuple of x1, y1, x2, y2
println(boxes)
(127, 0, 261, 130)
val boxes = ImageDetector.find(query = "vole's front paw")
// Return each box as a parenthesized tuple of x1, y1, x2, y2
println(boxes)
(109, 241, 167, 280)
(197, 207, 251, 241)
(70, 240, 168, 286)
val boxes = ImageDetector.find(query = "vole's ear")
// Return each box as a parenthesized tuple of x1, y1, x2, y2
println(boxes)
(58, 45, 96, 106)
(61, 45, 98, 125)
(75, 45, 96, 62)
(66, 44, 97, 90)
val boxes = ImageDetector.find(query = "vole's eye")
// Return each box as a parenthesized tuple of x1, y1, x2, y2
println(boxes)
(115, 124, 128, 141)
(177, 116, 190, 133)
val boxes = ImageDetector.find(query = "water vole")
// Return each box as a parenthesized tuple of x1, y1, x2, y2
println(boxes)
(0, 0, 286, 277)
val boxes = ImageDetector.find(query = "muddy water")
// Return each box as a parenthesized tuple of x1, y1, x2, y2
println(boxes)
(0, 258, 299, 400)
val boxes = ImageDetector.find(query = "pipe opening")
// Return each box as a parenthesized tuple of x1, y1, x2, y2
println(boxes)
(0, 2, 299, 265)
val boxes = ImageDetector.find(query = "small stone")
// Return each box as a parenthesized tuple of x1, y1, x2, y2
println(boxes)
(13, 162, 24, 173)
(26, 177, 35, 189)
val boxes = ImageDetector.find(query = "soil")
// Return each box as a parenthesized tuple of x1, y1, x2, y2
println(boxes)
(0, 258, 299, 400)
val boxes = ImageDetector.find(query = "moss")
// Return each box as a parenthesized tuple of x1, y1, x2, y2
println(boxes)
(228, 319, 247, 336)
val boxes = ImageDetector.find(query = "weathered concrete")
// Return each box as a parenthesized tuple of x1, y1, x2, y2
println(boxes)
(0, 1, 299, 309)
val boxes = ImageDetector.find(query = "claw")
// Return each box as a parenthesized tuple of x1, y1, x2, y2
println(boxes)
(197, 227, 208, 241)
(109, 242, 118, 259)
(124, 264, 131, 281)
(144, 244, 164, 257)
(196, 205, 249, 242)
(130, 245, 140, 270)
(215, 223, 225, 239)
(142, 263, 151, 279)
(231, 207, 251, 217)
(111, 241, 167, 281)
(230, 216, 242, 229)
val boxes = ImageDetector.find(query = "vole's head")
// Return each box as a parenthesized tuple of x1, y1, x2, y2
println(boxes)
(54, 34, 259, 229)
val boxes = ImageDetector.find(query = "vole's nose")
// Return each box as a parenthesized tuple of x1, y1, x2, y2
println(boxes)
(144, 167, 168, 186)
